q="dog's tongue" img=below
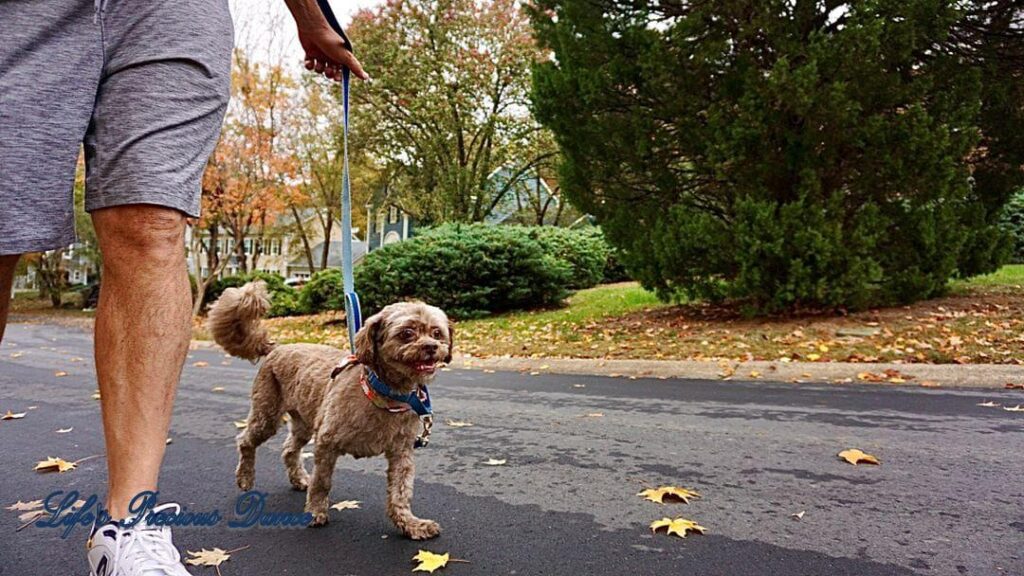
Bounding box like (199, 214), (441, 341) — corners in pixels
(414, 362), (436, 373)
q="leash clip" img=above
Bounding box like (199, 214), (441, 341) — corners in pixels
(414, 414), (433, 449)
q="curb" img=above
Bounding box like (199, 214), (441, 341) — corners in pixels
(450, 355), (1024, 389)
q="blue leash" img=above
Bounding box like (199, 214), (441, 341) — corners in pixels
(316, 0), (362, 350)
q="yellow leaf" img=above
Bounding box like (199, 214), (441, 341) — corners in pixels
(54, 371), (68, 377)
(233, 420), (248, 429)
(193, 361), (209, 368)
(650, 517), (706, 538)
(5, 500), (43, 511)
(330, 500), (361, 511)
(638, 486), (701, 504)
(748, 370), (762, 378)
(445, 419), (474, 428)
(806, 353), (821, 361)
(483, 458), (506, 466)
(838, 449), (880, 466)
(212, 386), (225, 392)
(185, 548), (232, 568)
(34, 457), (77, 473)
(412, 550), (450, 573)
(1, 410), (26, 420)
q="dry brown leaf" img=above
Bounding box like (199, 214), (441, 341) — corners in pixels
(233, 420), (247, 429)
(445, 419), (474, 428)
(838, 449), (880, 466)
(791, 511), (805, 520)
(54, 371), (68, 377)
(5, 500), (43, 511)
(1, 410), (26, 420)
(638, 486), (701, 504)
(650, 517), (706, 538)
(212, 386), (225, 392)
(193, 361), (209, 368)
(34, 457), (77, 473)
(330, 500), (361, 511)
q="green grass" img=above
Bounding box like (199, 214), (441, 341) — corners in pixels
(956, 263), (1024, 288)
(462, 281), (667, 330)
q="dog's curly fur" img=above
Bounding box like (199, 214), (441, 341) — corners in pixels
(207, 281), (451, 540)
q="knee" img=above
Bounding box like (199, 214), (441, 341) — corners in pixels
(94, 206), (186, 268)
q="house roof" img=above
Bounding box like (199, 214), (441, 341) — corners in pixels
(288, 240), (367, 270)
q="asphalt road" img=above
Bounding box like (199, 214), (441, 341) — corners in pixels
(1, 322), (1022, 576)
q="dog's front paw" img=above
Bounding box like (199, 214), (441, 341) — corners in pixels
(289, 476), (309, 491)
(307, 509), (329, 527)
(403, 518), (441, 540)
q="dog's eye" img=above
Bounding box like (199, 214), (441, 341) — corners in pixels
(401, 328), (416, 340)
(432, 328), (443, 339)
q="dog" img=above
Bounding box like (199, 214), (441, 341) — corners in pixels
(206, 281), (451, 540)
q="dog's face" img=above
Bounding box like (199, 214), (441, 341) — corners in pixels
(355, 302), (452, 387)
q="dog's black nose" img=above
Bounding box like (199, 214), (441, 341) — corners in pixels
(423, 342), (439, 354)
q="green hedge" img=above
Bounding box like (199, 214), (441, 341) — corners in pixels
(353, 224), (572, 318)
(204, 271), (301, 317)
(1001, 189), (1024, 263)
(527, 226), (609, 289)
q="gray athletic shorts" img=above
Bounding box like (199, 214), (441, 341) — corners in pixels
(0, 0), (233, 255)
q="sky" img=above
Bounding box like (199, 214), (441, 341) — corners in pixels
(229, 0), (383, 65)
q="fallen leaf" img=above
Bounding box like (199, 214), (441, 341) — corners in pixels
(18, 510), (48, 523)
(445, 419), (474, 428)
(572, 384), (586, 388)
(483, 458), (506, 466)
(1, 410), (26, 420)
(193, 361), (209, 368)
(583, 412), (604, 418)
(749, 370), (762, 378)
(166, 438), (173, 445)
(977, 401), (1001, 407)
(837, 449), (880, 466)
(92, 390), (101, 400)
(10, 352), (23, 358)
(211, 386), (225, 392)
(919, 381), (941, 388)
(650, 517), (706, 538)
(34, 457), (77, 473)
(1004, 405), (1024, 412)
(638, 487), (701, 504)
(233, 420), (248, 429)
(330, 500), (361, 511)
(412, 550), (450, 573)
(5, 500), (43, 511)
(185, 548), (231, 569)
(1005, 383), (1024, 390)
(806, 353), (821, 361)
(54, 371), (68, 377)
(791, 511), (805, 520)
(55, 427), (73, 434)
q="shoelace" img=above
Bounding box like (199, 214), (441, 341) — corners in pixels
(114, 525), (182, 575)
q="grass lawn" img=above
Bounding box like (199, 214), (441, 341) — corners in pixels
(189, 264), (1024, 365)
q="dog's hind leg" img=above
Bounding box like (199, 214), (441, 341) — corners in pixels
(281, 413), (312, 491)
(236, 365), (283, 491)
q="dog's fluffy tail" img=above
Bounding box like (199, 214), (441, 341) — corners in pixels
(206, 281), (276, 361)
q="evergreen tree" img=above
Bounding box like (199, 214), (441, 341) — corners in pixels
(531, 0), (1023, 312)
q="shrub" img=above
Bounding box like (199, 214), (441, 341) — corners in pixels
(527, 227), (609, 289)
(354, 224), (571, 318)
(1001, 189), (1024, 263)
(205, 272), (299, 317)
(298, 268), (346, 313)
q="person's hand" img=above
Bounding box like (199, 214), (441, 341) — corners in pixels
(297, 24), (369, 82)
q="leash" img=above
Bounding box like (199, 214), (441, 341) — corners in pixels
(317, 4), (432, 447)
(316, 0), (362, 350)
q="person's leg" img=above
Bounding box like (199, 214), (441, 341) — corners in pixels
(91, 206), (192, 519)
(0, 255), (21, 342)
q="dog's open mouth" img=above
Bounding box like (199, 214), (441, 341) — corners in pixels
(411, 361), (437, 374)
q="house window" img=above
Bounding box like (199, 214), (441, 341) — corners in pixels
(388, 206), (399, 224)
(244, 239), (254, 255)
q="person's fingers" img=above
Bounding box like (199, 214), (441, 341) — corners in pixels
(314, 59), (326, 73)
(319, 37), (369, 80)
(304, 57), (316, 71)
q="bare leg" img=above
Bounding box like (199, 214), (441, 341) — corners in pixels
(0, 254), (21, 343)
(92, 206), (192, 519)
(281, 414), (312, 491)
(305, 445), (339, 527)
(385, 449), (440, 540)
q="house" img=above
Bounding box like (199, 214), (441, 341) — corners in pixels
(12, 242), (96, 292)
(365, 166), (559, 251)
(286, 239), (368, 279)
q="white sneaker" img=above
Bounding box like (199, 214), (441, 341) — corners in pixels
(87, 503), (193, 576)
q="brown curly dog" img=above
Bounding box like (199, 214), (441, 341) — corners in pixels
(207, 281), (451, 540)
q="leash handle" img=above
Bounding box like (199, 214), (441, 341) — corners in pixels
(316, 0), (353, 52)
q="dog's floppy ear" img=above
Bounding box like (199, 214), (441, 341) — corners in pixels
(443, 321), (454, 364)
(355, 309), (387, 369)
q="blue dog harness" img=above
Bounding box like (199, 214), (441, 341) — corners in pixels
(318, 1), (433, 449)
